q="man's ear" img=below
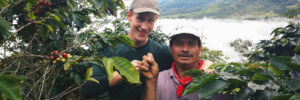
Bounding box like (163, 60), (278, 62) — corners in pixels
(199, 46), (202, 54)
(154, 15), (158, 22)
(126, 10), (132, 22)
(169, 47), (173, 54)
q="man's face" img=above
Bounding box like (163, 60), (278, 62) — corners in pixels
(127, 11), (158, 43)
(170, 35), (201, 66)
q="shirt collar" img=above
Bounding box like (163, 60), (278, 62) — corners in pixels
(168, 67), (180, 84)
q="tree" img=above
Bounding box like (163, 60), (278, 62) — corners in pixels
(281, 7), (300, 19)
(149, 26), (169, 44)
(248, 23), (300, 62)
(199, 47), (228, 63)
(230, 38), (254, 62)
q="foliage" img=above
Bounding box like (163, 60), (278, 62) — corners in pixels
(149, 26), (169, 44)
(183, 22), (300, 100)
(199, 47), (228, 63)
(0, 75), (25, 100)
(0, 0), (142, 99)
(248, 22), (300, 62)
(230, 39), (254, 62)
(281, 7), (300, 19)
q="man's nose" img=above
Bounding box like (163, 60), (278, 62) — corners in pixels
(181, 44), (189, 51)
(140, 22), (149, 31)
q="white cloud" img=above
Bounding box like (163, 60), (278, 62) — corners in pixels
(155, 18), (289, 62)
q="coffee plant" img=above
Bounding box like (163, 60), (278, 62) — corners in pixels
(0, 0), (141, 100)
(183, 22), (300, 100)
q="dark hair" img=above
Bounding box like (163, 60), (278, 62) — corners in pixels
(129, 9), (134, 15)
(169, 34), (201, 48)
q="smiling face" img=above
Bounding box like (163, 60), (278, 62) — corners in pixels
(127, 11), (158, 47)
(170, 34), (202, 66)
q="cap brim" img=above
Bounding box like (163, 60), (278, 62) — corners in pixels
(133, 8), (160, 15)
(169, 33), (200, 40)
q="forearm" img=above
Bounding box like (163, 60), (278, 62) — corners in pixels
(140, 53), (159, 100)
(141, 79), (157, 100)
(81, 76), (109, 98)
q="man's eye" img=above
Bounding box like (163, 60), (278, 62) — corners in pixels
(149, 19), (154, 23)
(175, 42), (184, 46)
(188, 42), (196, 47)
(189, 44), (196, 47)
(136, 17), (145, 21)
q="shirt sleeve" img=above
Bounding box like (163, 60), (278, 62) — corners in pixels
(80, 48), (112, 98)
(81, 65), (109, 98)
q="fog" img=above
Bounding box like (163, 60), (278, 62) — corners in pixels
(155, 18), (290, 62)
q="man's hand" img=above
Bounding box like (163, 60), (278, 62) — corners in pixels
(131, 60), (143, 72)
(140, 53), (159, 81)
(108, 71), (123, 87)
(131, 53), (159, 80)
(201, 60), (215, 74)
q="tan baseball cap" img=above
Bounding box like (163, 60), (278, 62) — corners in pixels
(130, 0), (160, 15)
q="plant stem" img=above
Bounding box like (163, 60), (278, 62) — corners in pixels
(0, 0), (24, 14)
(49, 81), (84, 99)
(16, 54), (48, 59)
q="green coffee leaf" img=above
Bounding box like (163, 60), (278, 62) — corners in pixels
(287, 80), (300, 91)
(183, 74), (218, 95)
(0, 0), (7, 7)
(112, 57), (141, 84)
(28, 11), (36, 20)
(116, 34), (135, 48)
(45, 24), (54, 33)
(290, 93), (300, 100)
(86, 67), (93, 80)
(102, 57), (114, 81)
(270, 94), (292, 100)
(197, 80), (229, 99)
(0, 75), (23, 100)
(269, 56), (291, 70)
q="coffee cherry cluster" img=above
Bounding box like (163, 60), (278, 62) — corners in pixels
(26, 0), (67, 23)
(30, 0), (67, 16)
(49, 50), (72, 64)
(31, 0), (52, 16)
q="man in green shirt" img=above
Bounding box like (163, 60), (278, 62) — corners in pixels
(80, 0), (173, 99)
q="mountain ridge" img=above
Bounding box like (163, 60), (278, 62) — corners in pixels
(158, 0), (299, 19)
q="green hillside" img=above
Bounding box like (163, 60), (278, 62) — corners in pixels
(158, 0), (218, 15)
(159, 0), (299, 19)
